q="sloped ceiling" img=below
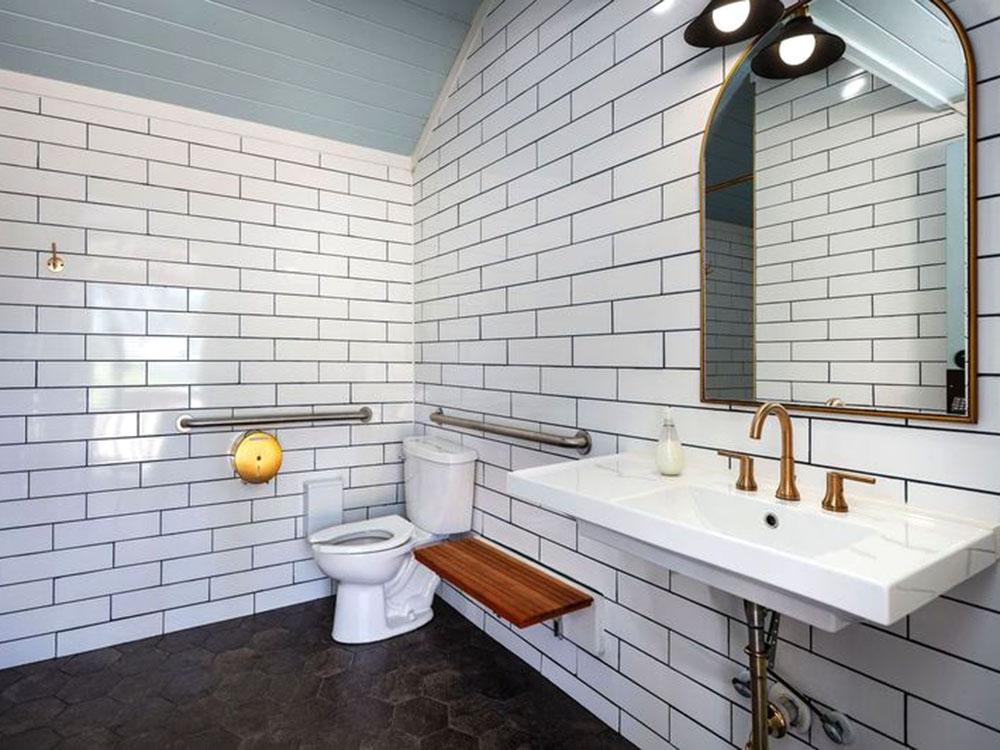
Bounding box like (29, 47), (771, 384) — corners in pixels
(0, 0), (483, 154)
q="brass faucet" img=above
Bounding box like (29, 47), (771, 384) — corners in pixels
(748, 403), (800, 502)
(821, 471), (876, 513)
(718, 450), (758, 491)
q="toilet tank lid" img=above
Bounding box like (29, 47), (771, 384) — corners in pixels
(404, 436), (477, 465)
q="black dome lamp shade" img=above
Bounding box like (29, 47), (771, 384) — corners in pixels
(684, 0), (785, 48)
(751, 15), (846, 79)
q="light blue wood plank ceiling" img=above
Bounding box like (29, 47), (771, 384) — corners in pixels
(0, 0), (483, 154)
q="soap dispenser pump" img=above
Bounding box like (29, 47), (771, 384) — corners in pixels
(656, 407), (685, 476)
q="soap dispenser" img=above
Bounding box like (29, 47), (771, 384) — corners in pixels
(655, 407), (685, 476)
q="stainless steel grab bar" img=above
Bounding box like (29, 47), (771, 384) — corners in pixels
(429, 408), (591, 454)
(176, 407), (372, 432)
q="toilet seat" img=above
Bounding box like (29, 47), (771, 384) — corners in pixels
(309, 515), (414, 555)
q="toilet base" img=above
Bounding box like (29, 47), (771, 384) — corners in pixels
(331, 556), (440, 644)
(331, 585), (434, 643)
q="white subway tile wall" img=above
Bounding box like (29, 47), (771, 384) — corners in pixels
(414, 1), (1000, 749)
(0, 74), (413, 666)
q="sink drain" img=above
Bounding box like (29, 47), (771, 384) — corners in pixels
(764, 513), (779, 529)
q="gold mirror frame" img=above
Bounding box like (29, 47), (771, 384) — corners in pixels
(698, 0), (978, 424)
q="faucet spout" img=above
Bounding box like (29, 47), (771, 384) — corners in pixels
(749, 403), (800, 502)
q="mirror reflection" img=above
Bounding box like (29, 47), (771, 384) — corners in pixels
(701, 0), (973, 418)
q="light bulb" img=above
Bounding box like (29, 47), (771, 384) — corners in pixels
(778, 33), (817, 66)
(711, 0), (751, 33)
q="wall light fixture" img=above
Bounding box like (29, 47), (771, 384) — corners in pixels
(684, 0), (784, 47)
(750, 13), (846, 79)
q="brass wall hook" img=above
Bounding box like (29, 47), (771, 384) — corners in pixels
(46, 242), (64, 273)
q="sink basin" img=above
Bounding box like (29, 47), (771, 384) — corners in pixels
(619, 487), (875, 558)
(508, 453), (998, 631)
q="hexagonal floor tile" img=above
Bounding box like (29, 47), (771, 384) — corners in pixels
(391, 696), (448, 737)
(0, 597), (637, 749)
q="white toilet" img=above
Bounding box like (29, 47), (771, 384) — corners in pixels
(308, 436), (476, 644)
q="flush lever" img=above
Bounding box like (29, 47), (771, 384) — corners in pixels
(821, 471), (875, 514)
(718, 450), (757, 492)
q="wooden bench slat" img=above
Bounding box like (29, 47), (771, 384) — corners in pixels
(414, 537), (592, 628)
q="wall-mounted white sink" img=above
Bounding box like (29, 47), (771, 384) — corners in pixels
(508, 453), (998, 632)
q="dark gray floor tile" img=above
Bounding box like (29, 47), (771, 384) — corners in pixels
(0, 597), (635, 749)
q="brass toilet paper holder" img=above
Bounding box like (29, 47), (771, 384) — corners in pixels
(232, 431), (283, 484)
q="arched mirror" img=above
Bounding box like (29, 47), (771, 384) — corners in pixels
(700, 0), (977, 422)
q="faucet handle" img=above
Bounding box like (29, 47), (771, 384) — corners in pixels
(718, 450), (757, 492)
(821, 471), (876, 513)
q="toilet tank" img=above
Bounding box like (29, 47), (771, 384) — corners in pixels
(403, 436), (477, 534)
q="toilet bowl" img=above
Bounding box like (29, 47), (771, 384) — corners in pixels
(309, 436), (476, 644)
(310, 515), (437, 643)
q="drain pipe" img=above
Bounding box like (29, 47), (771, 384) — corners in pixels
(744, 601), (771, 750)
(743, 601), (787, 750)
(736, 603), (855, 747)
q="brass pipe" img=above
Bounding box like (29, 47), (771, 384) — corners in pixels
(749, 403), (800, 501)
(744, 601), (771, 750)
